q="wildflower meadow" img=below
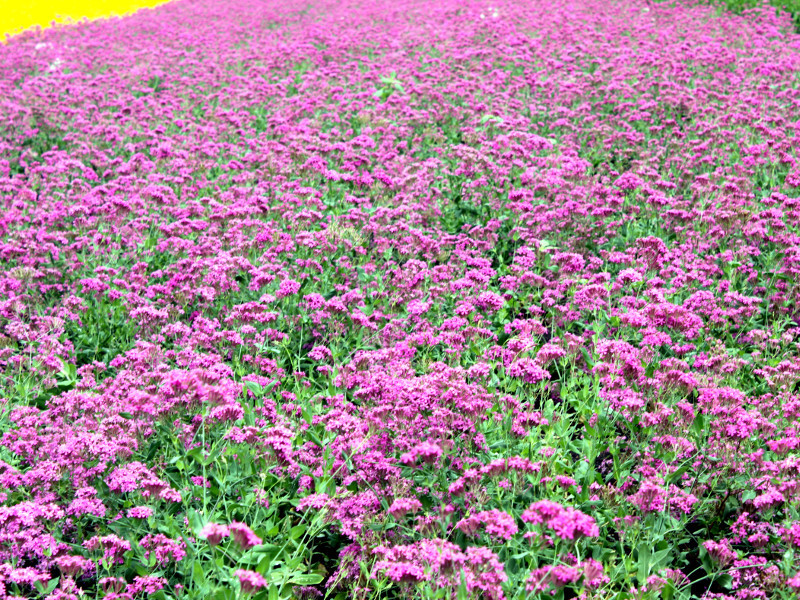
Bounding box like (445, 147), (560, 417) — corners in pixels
(1, 0), (800, 598)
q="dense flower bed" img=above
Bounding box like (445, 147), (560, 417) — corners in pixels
(1, 0), (800, 598)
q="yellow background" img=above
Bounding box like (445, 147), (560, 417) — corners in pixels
(1, 0), (172, 40)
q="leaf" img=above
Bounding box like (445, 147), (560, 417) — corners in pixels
(662, 580), (675, 600)
(716, 573), (733, 590)
(289, 573), (324, 585)
(243, 381), (264, 397)
(35, 578), (59, 595)
(651, 548), (671, 569)
(252, 543), (281, 558)
(479, 114), (503, 126)
(193, 561), (207, 586)
(580, 346), (594, 368)
(699, 546), (714, 575)
(456, 570), (469, 600)
(667, 460), (693, 486)
(691, 412), (706, 437)
(188, 509), (205, 536)
(637, 543), (651, 583)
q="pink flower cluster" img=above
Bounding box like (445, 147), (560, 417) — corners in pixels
(373, 538), (507, 600)
(521, 501), (600, 541)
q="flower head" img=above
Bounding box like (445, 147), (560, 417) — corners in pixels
(200, 522), (230, 546)
(229, 522), (262, 549)
(235, 569), (268, 595)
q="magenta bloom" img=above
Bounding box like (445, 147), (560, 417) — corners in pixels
(55, 555), (93, 577)
(788, 572), (800, 591)
(456, 509), (518, 541)
(200, 522), (230, 546)
(388, 497), (422, 519)
(229, 522), (262, 549)
(140, 533), (186, 565)
(522, 501), (599, 541)
(400, 441), (443, 466)
(127, 506), (154, 519)
(235, 569), (268, 594)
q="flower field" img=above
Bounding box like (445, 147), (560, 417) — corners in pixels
(1, 0), (800, 598)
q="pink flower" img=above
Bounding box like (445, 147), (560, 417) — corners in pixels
(580, 559), (608, 588)
(374, 539), (505, 597)
(788, 572), (800, 591)
(407, 299), (431, 316)
(140, 533), (186, 564)
(83, 534), (131, 565)
(628, 479), (667, 514)
(10, 567), (49, 586)
(703, 539), (737, 567)
(130, 575), (168, 594)
(507, 358), (551, 384)
(522, 501), (599, 541)
(229, 522), (262, 549)
(388, 498), (422, 519)
(200, 522), (230, 546)
(456, 510), (518, 541)
(400, 441), (443, 466)
(753, 488), (784, 510)
(127, 506), (154, 519)
(99, 577), (126, 594)
(56, 555), (93, 577)
(276, 279), (302, 298)
(235, 569), (268, 594)
(297, 493), (330, 511)
(549, 565), (581, 587)
(535, 343), (567, 365)
(308, 345), (332, 361)
(381, 562), (426, 583)
(474, 292), (505, 312)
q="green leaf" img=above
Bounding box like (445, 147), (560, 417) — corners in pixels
(456, 570), (469, 600)
(290, 524), (307, 539)
(193, 561), (207, 586)
(699, 546), (714, 574)
(637, 543), (651, 583)
(651, 548), (671, 569)
(34, 578), (59, 595)
(188, 509), (205, 536)
(289, 573), (324, 585)
(667, 460), (693, 486)
(243, 381), (264, 397)
(716, 573), (733, 590)
(691, 412), (706, 437)
(662, 580), (675, 600)
(479, 114), (503, 126)
(580, 347), (594, 368)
